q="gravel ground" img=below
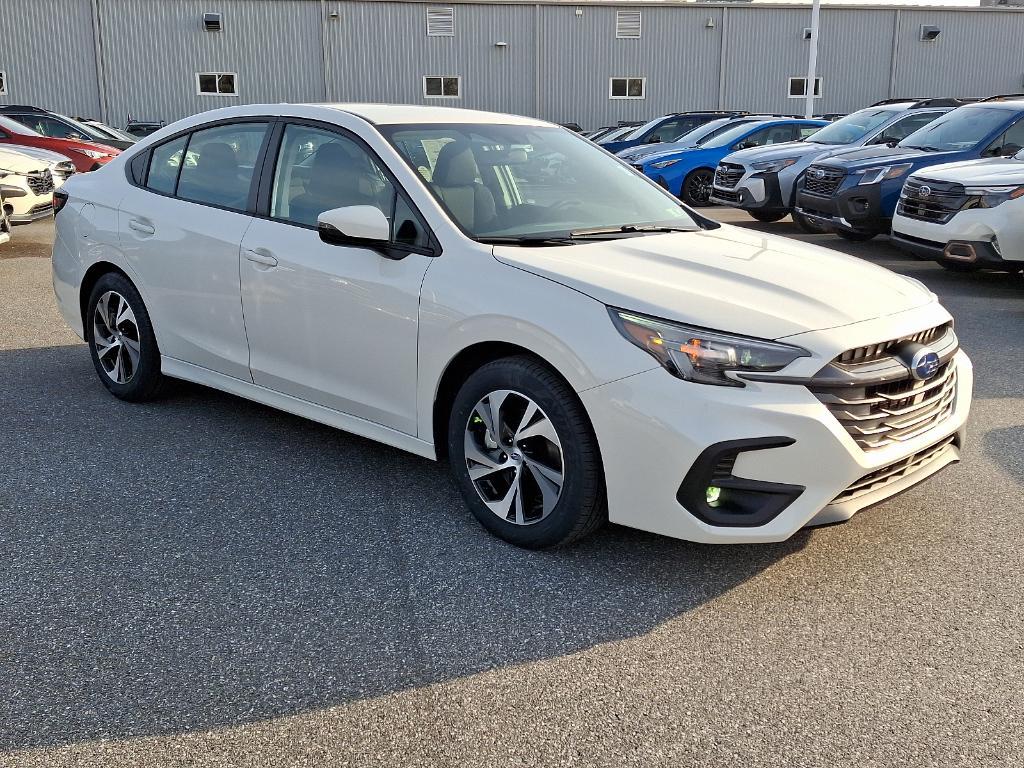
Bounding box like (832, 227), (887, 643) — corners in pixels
(0, 214), (1021, 767)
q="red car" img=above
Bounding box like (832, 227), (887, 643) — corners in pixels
(0, 115), (120, 172)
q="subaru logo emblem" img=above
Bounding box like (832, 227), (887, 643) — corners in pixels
(812, 168), (825, 179)
(909, 347), (941, 381)
(918, 185), (932, 199)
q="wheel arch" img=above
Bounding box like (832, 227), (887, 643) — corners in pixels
(79, 261), (134, 328)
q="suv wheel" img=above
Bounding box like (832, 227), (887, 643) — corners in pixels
(748, 210), (787, 223)
(447, 357), (606, 548)
(85, 272), (167, 401)
(682, 169), (715, 207)
(836, 229), (876, 242)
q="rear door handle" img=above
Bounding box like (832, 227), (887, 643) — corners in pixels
(128, 219), (155, 235)
(244, 248), (279, 268)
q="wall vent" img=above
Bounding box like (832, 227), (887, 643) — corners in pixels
(426, 7), (455, 37)
(616, 10), (641, 39)
(203, 12), (223, 31)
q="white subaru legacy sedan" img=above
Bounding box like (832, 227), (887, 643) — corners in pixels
(52, 104), (972, 548)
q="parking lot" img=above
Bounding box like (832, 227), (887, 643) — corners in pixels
(1, 213), (1022, 766)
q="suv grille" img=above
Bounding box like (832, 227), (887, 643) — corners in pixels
(809, 324), (958, 451)
(897, 178), (967, 224)
(714, 162), (744, 189)
(831, 435), (957, 505)
(26, 169), (54, 196)
(803, 165), (845, 197)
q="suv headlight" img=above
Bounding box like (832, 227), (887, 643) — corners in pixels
(751, 157), (799, 173)
(856, 163), (913, 186)
(649, 158), (680, 169)
(77, 149), (111, 159)
(962, 184), (1024, 209)
(609, 309), (810, 387)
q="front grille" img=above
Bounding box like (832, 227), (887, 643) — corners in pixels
(810, 325), (959, 451)
(713, 188), (741, 204)
(803, 165), (845, 197)
(837, 322), (951, 365)
(28, 202), (54, 215)
(897, 177), (967, 224)
(831, 435), (957, 505)
(26, 169), (54, 196)
(714, 162), (744, 190)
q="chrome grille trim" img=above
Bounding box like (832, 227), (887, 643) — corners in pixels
(803, 165), (845, 197)
(26, 169), (54, 196)
(897, 178), (967, 224)
(831, 435), (957, 504)
(837, 322), (951, 365)
(714, 162), (744, 189)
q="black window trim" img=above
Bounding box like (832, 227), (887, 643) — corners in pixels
(253, 116), (442, 258)
(123, 116), (276, 217)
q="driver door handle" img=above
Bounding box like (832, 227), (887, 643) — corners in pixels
(128, 219), (155, 235)
(244, 248), (278, 268)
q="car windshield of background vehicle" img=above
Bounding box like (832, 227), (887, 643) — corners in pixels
(0, 115), (42, 137)
(384, 124), (697, 241)
(900, 107), (1013, 152)
(701, 122), (769, 149)
(805, 108), (899, 145)
(693, 119), (759, 146)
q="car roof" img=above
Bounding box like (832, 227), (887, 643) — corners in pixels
(316, 103), (550, 126)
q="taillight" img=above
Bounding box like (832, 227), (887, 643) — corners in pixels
(53, 189), (69, 215)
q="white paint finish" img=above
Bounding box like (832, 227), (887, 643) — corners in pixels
(117, 186), (254, 381)
(239, 217), (431, 434)
(318, 205), (391, 241)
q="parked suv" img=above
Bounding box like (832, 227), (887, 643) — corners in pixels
(891, 151), (1024, 271)
(630, 118), (828, 205)
(0, 145), (56, 223)
(600, 111), (748, 154)
(795, 97), (1024, 241)
(711, 99), (961, 229)
(617, 116), (767, 164)
(0, 105), (134, 150)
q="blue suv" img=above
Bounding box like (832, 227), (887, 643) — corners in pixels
(629, 117), (828, 205)
(600, 111), (747, 154)
(795, 97), (1024, 240)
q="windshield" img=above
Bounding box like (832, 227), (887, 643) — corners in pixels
(0, 116), (41, 137)
(598, 126), (637, 143)
(694, 118), (759, 146)
(701, 121), (769, 149)
(899, 107), (1011, 151)
(622, 118), (665, 141)
(384, 124), (697, 241)
(806, 108), (900, 145)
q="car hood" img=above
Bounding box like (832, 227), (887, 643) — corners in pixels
(637, 145), (713, 165)
(0, 143), (73, 166)
(492, 224), (933, 340)
(722, 141), (817, 164)
(911, 156), (1024, 185)
(0, 146), (49, 173)
(819, 144), (960, 169)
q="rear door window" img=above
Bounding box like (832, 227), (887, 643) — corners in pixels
(146, 135), (188, 194)
(176, 122), (269, 211)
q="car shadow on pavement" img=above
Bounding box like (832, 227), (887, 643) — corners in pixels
(0, 344), (808, 751)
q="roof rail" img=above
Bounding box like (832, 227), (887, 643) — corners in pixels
(0, 104), (48, 113)
(669, 110), (749, 116)
(869, 98), (923, 107)
(978, 93), (1024, 102)
(910, 97), (978, 108)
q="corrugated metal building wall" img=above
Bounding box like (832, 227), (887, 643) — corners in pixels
(2, 0), (1023, 130)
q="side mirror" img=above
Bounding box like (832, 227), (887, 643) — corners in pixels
(317, 205), (390, 247)
(0, 184), (27, 199)
(1015, 148), (1024, 160)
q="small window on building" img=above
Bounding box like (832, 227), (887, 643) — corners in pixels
(610, 77), (645, 100)
(0, 71), (7, 95)
(196, 72), (238, 96)
(616, 10), (641, 39)
(426, 7), (455, 36)
(788, 77), (822, 99)
(424, 76), (461, 98)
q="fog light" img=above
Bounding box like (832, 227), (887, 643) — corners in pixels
(706, 486), (722, 505)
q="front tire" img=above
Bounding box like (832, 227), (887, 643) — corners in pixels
(791, 210), (827, 234)
(747, 210), (787, 223)
(836, 229), (877, 242)
(447, 356), (606, 549)
(85, 272), (167, 401)
(681, 168), (716, 207)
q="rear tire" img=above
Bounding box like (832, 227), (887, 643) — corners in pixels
(747, 210), (787, 223)
(447, 356), (606, 549)
(85, 272), (167, 402)
(792, 210), (827, 234)
(681, 168), (716, 207)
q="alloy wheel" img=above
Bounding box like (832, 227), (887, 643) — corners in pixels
(92, 290), (141, 384)
(464, 389), (565, 526)
(686, 171), (714, 205)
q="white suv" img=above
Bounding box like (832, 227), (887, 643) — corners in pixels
(892, 151), (1024, 271)
(51, 104), (972, 548)
(0, 145), (57, 224)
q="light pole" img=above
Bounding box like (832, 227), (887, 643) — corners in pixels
(804, 0), (821, 119)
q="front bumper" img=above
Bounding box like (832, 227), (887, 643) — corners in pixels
(796, 182), (888, 235)
(580, 316), (973, 544)
(9, 202), (55, 224)
(892, 208), (1024, 267)
(711, 171), (786, 213)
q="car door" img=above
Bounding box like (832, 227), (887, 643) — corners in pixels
(238, 121), (435, 435)
(118, 119), (271, 381)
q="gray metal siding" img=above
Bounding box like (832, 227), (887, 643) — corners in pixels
(538, 6), (724, 128)
(96, 0), (325, 125)
(324, 2), (536, 117)
(0, 0), (102, 117)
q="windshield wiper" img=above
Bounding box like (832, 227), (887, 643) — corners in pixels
(477, 224), (696, 247)
(476, 235), (580, 246)
(570, 224), (696, 237)
(904, 145), (943, 152)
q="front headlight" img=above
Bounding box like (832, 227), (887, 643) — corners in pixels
(751, 157), (799, 173)
(649, 158), (680, 169)
(856, 163), (913, 186)
(609, 309), (810, 387)
(77, 149), (111, 159)
(962, 184), (1024, 209)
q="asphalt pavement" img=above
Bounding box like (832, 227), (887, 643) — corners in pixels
(0, 213), (1021, 767)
